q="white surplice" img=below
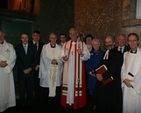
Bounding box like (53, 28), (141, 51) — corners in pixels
(39, 43), (63, 97)
(61, 40), (90, 106)
(121, 48), (141, 113)
(0, 40), (16, 112)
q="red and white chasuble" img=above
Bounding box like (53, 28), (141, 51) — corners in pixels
(61, 40), (90, 109)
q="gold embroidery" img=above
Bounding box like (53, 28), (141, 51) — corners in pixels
(49, 65), (57, 87)
(52, 65), (57, 87)
(5, 49), (10, 53)
(71, 51), (73, 55)
(49, 67), (52, 82)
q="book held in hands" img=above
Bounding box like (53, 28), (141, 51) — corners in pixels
(95, 65), (107, 74)
(0, 55), (7, 61)
(125, 72), (134, 80)
(95, 64), (113, 85)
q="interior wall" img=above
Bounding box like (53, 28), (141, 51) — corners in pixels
(74, 0), (123, 41)
(8, 0), (39, 14)
(6, 0), (141, 44)
(121, 0), (141, 39)
(38, 0), (74, 43)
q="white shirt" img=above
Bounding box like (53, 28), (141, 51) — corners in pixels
(33, 41), (38, 50)
(118, 46), (125, 53)
(22, 43), (28, 54)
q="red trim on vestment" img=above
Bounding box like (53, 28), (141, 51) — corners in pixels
(60, 41), (86, 109)
(73, 61), (86, 109)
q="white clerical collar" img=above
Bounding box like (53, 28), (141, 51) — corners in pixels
(0, 40), (5, 45)
(61, 42), (64, 45)
(72, 41), (76, 45)
(130, 49), (137, 54)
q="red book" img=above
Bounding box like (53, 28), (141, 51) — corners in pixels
(102, 76), (113, 85)
(95, 65), (107, 74)
(96, 65), (113, 85)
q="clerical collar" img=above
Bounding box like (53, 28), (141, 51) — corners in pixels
(61, 42), (65, 45)
(71, 40), (77, 42)
(130, 49), (137, 54)
(50, 44), (56, 48)
(0, 42), (4, 44)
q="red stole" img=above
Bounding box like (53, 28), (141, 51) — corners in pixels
(61, 40), (86, 109)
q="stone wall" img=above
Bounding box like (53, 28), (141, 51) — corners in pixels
(6, 0), (141, 43)
(74, 0), (123, 42)
(122, 0), (141, 38)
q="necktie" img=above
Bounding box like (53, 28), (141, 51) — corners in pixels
(35, 43), (38, 50)
(119, 48), (122, 53)
(24, 45), (27, 54)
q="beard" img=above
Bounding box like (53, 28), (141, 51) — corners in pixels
(105, 44), (114, 50)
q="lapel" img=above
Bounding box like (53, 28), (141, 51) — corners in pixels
(115, 46), (118, 50)
(21, 43), (28, 56)
(123, 45), (130, 53)
(38, 41), (41, 52)
(38, 41), (44, 53)
(31, 41), (41, 53)
(27, 43), (29, 55)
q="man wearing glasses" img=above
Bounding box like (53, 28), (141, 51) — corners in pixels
(121, 33), (141, 113)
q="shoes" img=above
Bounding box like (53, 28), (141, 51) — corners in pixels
(91, 105), (96, 111)
(19, 106), (26, 113)
(20, 105), (34, 113)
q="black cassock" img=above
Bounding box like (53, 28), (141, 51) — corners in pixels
(93, 48), (123, 113)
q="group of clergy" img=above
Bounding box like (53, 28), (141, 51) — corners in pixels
(0, 28), (141, 113)
(84, 33), (141, 113)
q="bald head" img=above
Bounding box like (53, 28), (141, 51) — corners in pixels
(69, 28), (78, 41)
(0, 30), (5, 44)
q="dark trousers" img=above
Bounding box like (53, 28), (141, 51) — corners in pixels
(86, 89), (93, 105)
(33, 70), (40, 102)
(40, 86), (61, 105)
(19, 73), (34, 107)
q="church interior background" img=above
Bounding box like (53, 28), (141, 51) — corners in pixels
(0, 0), (141, 111)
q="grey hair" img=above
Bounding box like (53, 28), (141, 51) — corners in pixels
(0, 30), (5, 37)
(92, 38), (101, 45)
(105, 34), (115, 43)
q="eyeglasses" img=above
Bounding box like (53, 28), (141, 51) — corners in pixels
(128, 40), (138, 42)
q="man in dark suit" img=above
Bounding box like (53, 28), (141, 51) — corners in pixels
(115, 34), (130, 53)
(30, 31), (44, 103)
(94, 35), (123, 113)
(15, 33), (38, 111)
